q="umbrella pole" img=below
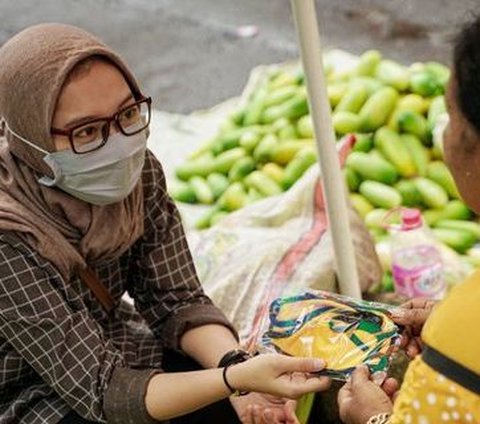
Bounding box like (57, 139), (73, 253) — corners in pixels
(291, 0), (361, 298)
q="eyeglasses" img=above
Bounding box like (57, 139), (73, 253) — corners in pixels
(51, 97), (152, 154)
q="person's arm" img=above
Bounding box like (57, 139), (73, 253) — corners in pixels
(145, 354), (329, 421)
(179, 324), (239, 368)
(129, 153), (335, 423)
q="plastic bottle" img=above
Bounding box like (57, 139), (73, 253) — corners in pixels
(390, 208), (446, 300)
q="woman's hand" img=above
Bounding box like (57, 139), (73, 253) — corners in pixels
(228, 354), (329, 423)
(231, 394), (300, 424)
(227, 353), (331, 400)
(338, 366), (393, 424)
(391, 298), (437, 358)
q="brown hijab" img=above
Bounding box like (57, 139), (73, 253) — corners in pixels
(0, 23), (145, 280)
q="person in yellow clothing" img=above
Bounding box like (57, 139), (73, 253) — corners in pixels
(337, 14), (480, 424)
(391, 274), (480, 423)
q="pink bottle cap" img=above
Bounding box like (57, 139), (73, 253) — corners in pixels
(401, 208), (422, 230)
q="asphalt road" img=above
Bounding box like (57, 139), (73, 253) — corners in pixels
(0, 0), (477, 113)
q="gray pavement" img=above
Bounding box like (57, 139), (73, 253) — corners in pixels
(0, 0), (478, 113)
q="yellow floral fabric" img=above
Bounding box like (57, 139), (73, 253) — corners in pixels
(390, 356), (480, 423)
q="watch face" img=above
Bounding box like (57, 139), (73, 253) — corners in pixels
(261, 290), (401, 381)
(218, 349), (252, 368)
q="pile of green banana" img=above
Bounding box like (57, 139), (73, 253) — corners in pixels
(170, 49), (480, 265)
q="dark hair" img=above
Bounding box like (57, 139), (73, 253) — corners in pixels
(65, 55), (113, 83)
(453, 14), (480, 134)
(65, 54), (141, 100)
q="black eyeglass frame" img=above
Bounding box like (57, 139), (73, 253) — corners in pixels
(51, 96), (152, 154)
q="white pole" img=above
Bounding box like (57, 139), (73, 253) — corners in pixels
(291, 0), (361, 298)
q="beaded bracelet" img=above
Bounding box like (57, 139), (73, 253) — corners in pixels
(366, 413), (391, 424)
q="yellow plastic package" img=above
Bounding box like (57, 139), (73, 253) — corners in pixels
(260, 290), (401, 381)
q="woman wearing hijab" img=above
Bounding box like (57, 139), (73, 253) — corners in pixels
(337, 14), (480, 424)
(0, 24), (330, 424)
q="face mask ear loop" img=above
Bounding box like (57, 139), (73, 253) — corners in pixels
(3, 120), (61, 185)
(2, 120), (50, 155)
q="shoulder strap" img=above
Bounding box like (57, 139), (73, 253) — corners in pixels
(423, 345), (480, 395)
(1, 232), (116, 314)
(78, 267), (115, 313)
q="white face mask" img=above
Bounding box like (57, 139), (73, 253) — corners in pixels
(5, 122), (147, 205)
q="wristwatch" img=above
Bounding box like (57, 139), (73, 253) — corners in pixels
(218, 349), (253, 396)
(218, 348), (252, 368)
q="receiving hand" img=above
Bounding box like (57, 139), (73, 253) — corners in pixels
(231, 393), (300, 424)
(390, 298), (437, 358)
(338, 366), (393, 424)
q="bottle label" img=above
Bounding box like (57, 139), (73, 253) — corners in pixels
(392, 247), (445, 299)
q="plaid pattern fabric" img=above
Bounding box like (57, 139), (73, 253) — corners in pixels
(0, 150), (235, 423)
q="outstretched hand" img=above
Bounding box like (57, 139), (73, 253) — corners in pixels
(228, 354), (331, 400)
(391, 298), (437, 358)
(338, 366), (393, 424)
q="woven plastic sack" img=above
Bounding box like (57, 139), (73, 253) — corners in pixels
(186, 138), (383, 343)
